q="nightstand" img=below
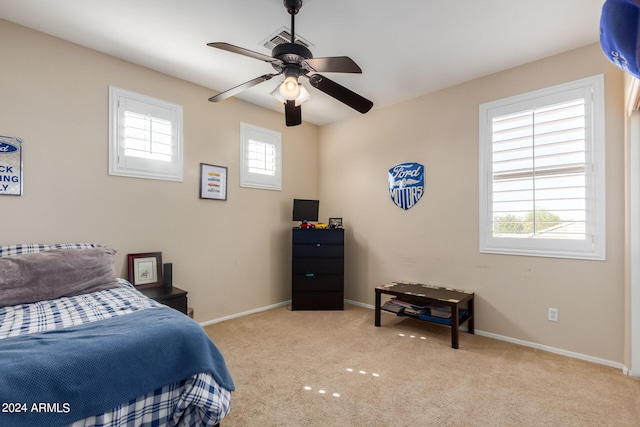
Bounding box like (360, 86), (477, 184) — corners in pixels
(140, 286), (188, 315)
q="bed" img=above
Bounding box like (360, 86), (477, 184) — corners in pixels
(0, 243), (234, 427)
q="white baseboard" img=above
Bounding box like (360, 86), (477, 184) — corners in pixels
(199, 300), (291, 327)
(344, 299), (373, 309)
(203, 298), (624, 373)
(475, 330), (624, 371)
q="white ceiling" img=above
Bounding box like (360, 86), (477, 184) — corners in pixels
(0, 0), (605, 126)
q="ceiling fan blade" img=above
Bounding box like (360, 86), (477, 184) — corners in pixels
(208, 74), (277, 102)
(285, 100), (302, 126)
(308, 74), (373, 113)
(304, 57), (362, 73)
(207, 42), (274, 63)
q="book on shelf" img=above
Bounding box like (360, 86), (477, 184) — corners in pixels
(381, 301), (404, 313)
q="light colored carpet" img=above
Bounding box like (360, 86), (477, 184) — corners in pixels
(204, 303), (640, 426)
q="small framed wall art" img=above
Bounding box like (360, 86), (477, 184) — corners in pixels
(200, 163), (227, 200)
(127, 252), (163, 289)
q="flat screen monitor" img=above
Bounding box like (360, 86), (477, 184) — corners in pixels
(292, 199), (319, 222)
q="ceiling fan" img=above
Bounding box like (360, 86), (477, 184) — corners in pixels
(207, 0), (373, 126)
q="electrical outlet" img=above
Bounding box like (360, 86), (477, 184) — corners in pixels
(548, 308), (559, 322)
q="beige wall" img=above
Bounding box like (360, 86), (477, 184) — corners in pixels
(1, 18), (629, 364)
(0, 19), (320, 321)
(319, 43), (626, 363)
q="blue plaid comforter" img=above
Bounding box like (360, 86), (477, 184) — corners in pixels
(0, 279), (232, 427)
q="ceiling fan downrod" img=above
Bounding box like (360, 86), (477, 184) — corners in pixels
(284, 0), (303, 43)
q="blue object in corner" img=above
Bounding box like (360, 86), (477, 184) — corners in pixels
(600, 0), (640, 78)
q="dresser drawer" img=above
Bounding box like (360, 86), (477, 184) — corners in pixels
(292, 243), (344, 258)
(293, 228), (344, 245)
(292, 291), (344, 310)
(292, 258), (344, 275)
(292, 274), (343, 292)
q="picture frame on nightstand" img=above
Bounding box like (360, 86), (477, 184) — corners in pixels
(127, 252), (163, 289)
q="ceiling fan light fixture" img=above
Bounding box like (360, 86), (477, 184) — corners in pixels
(270, 82), (310, 106)
(294, 84), (310, 106)
(279, 76), (300, 100)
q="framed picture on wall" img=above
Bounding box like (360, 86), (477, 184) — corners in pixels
(127, 252), (163, 289)
(200, 163), (228, 201)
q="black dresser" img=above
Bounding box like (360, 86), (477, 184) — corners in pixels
(292, 228), (344, 310)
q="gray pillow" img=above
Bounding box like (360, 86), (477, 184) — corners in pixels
(0, 247), (119, 307)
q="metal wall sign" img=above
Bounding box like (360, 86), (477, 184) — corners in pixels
(388, 162), (424, 210)
(0, 136), (23, 196)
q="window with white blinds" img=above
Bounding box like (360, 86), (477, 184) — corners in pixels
(240, 122), (282, 190)
(247, 140), (277, 176)
(109, 86), (183, 181)
(479, 75), (605, 260)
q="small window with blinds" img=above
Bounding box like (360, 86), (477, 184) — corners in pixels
(479, 75), (605, 260)
(240, 122), (282, 190)
(247, 140), (277, 176)
(108, 86), (183, 181)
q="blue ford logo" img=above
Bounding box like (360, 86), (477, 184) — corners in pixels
(0, 142), (18, 153)
(388, 163), (425, 210)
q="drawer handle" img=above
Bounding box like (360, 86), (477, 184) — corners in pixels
(316, 244), (321, 247)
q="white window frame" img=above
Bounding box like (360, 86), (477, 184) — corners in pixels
(109, 86), (183, 181)
(630, 109), (640, 376)
(240, 122), (282, 191)
(479, 75), (606, 260)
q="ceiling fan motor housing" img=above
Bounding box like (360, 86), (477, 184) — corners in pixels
(272, 42), (313, 68)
